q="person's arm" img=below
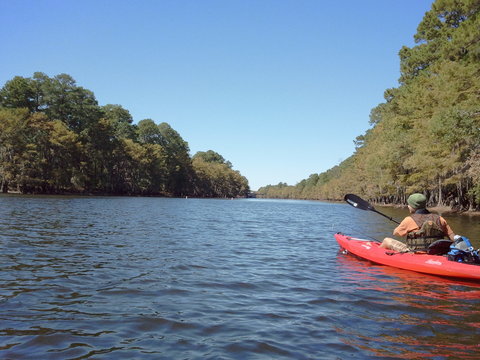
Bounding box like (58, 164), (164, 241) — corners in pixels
(393, 217), (414, 237)
(440, 217), (456, 241)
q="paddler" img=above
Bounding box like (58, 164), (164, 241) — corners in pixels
(379, 193), (456, 252)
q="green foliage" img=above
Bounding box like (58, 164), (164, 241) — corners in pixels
(0, 76), (37, 111)
(0, 73), (249, 197)
(258, 0), (480, 211)
(193, 150), (233, 168)
(192, 155), (249, 198)
(137, 119), (161, 144)
(157, 122), (193, 196)
(191, 150), (248, 197)
(102, 104), (137, 140)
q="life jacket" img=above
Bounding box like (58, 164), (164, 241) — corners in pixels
(406, 213), (446, 251)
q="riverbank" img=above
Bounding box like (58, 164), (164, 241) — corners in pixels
(376, 203), (480, 217)
(0, 191), (249, 200)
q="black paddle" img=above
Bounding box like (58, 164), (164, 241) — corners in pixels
(344, 194), (400, 224)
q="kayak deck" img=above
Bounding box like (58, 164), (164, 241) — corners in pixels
(335, 233), (480, 280)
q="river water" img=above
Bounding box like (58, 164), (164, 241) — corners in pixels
(1, 195), (479, 359)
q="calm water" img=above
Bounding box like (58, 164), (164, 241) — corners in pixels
(1, 195), (479, 359)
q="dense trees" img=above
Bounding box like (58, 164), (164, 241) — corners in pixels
(192, 151), (249, 197)
(0, 73), (249, 198)
(258, 0), (480, 211)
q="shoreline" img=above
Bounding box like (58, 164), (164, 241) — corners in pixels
(376, 203), (480, 217)
(0, 191), (244, 200)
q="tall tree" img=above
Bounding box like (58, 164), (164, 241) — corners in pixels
(137, 119), (162, 144)
(157, 122), (193, 196)
(0, 76), (37, 111)
(192, 154), (249, 198)
(193, 150), (233, 168)
(102, 104), (137, 140)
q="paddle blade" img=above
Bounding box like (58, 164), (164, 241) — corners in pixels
(344, 194), (374, 211)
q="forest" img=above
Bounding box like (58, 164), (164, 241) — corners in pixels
(258, 0), (480, 211)
(0, 73), (249, 198)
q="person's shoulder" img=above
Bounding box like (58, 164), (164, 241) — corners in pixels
(401, 215), (416, 224)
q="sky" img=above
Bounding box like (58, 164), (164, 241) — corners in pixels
(0, 0), (434, 190)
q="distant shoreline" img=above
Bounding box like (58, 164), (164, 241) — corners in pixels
(0, 190), (247, 199)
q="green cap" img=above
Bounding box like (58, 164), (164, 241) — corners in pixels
(407, 193), (427, 209)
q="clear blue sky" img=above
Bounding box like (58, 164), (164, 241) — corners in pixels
(1, 0), (433, 190)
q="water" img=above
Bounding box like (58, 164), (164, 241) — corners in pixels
(0, 196), (479, 359)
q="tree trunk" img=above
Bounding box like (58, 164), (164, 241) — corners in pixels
(437, 177), (443, 206)
(1, 179), (8, 193)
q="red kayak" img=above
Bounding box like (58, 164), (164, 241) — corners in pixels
(335, 233), (480, 280)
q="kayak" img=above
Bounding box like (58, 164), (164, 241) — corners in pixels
(335, 232), (480, 280)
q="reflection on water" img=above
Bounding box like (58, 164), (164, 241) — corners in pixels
(0, 195), (479, 359)
(336, 254), (480, 359)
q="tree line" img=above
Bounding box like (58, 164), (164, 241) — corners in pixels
(258, 0), (480, 211)
(0, 73), (249, 198)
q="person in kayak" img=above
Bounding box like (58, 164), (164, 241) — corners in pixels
(379, 193), (456, 252)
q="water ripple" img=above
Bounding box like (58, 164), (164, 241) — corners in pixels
(1, 196), (480, 359)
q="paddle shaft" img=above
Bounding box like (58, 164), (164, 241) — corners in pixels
(344, 194), (400, 224)
(371, 208), (400, 224)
